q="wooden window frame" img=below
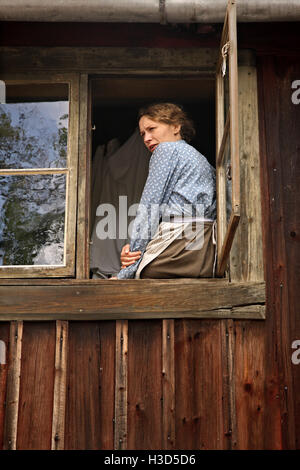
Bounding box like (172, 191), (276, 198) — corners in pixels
(0, 16), (266, 320)
(0, 64), (266, 321)
(0, 75), (79, 278)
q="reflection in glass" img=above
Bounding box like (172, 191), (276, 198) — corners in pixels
(0, 174), (66, 265)
(0, 84), (69, 169)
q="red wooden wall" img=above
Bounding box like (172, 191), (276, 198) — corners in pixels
(257, 54), (300, 449)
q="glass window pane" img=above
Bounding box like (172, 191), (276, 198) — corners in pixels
(0, 83), (69, 169)
(0, 174), (66, 266)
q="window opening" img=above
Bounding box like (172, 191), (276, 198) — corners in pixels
(89, 77), (216, 279)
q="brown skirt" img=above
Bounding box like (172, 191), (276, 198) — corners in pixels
(140, 222), (216, 279)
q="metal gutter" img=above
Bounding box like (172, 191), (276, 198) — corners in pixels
(0, 0), (300, 23)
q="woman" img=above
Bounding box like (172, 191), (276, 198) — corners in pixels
(115, 102), (216, 280)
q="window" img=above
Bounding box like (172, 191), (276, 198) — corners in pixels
(0, 0), (265, 320)
(88, 0), (241, 280)
(89, 77), (215, 279)
(0, 2), (243, 283)
(0, 77), (79, 277)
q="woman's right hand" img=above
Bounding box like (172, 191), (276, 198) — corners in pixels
(120, 244), (142, 269)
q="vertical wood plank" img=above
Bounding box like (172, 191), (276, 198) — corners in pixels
(98, 321), (116, 450)
(234, 322), (266, 449)
(0, 323), (10, 449)
(127, 320), (162, 450)
(230, 64), (264, 282)
(51, 320), (68, 450)
(221, 319), (237, 449)
(226, 59), (268, 449)
(114, 320), (128, 450)
(16, 322), (56, 450)
(175, 320), (224, 449)
(65, 321), (115, 450)
(256, 58), (282, 450)
(162, 319), (175, 449)
(257, 55), (300, 449)
(65, 74), (80, 275)
(3, 321), (23, 450)
(76, 73), (91, 279)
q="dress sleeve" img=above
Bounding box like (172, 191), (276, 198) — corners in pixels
(117, 143), (178, 279)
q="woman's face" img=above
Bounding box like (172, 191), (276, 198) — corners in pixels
(139, 116), (181, 153)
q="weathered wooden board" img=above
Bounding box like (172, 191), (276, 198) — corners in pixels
(1, 22), (300, 56)
(3, 321), (23, 450)
(257, 55), (300, 449)
(220, 319), (237, 449)
(234, 321), (266, 449)
(0, 323), (9, 449)
(230, 65), (264, 282)
(127, 320), (162, 450)
(64, 321), (115, 450)
(51, 321), (68, 450)
(76, 73), (91, 279)
(114, 320), (128, 450)
(0, 47), (218, 75)
(0, 280), (266, 320)
(16, 322), (55, 450)
(162, 319), (175, 449)
(174, 320), (224, 449)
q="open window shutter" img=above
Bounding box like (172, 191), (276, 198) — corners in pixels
(215, 0), (240, 277)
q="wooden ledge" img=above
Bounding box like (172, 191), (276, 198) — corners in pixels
(0, 279), (266, 321)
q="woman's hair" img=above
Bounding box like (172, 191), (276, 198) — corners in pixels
(138, 102), (195, 143)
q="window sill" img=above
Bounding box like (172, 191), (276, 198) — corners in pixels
(0, 278), (265, 321)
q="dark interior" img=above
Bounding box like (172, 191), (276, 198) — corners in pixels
(91, 77), (216, 166)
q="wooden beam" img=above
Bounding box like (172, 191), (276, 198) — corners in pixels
(3, 321), (23, 450)
(0, 280), (265, 320)
(0, 47), (218, 76)
(230, 65), (264, 283)
(76, 73), (91, 279)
